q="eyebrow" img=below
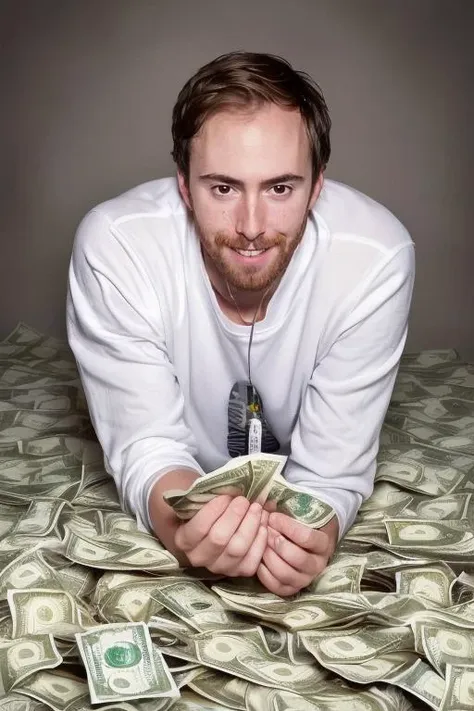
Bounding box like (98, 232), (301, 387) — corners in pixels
(198, 173), (305, 189)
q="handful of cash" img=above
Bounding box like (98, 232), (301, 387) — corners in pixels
(163, 453), (336, 529)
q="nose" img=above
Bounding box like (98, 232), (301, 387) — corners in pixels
(234, 195), (266, 243)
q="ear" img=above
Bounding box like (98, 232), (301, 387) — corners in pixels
(308, 171), (324, 211)
(177, 171), (192, 211)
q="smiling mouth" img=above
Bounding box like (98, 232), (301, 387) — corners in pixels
(233, 248), (269, 257)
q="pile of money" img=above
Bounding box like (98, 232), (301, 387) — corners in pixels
(0, 322), (473, 711)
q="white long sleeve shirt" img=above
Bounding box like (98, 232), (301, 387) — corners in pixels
(67, 177), (415, 537)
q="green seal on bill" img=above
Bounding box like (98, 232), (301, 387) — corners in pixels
(104, 642), (142, 668)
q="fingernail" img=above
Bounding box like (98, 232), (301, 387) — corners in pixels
(250, 502), (261, 514)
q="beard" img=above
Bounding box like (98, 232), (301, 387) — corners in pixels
(194, 216), (309, 293)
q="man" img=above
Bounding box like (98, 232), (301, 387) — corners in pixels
(67, 52), (415, 596)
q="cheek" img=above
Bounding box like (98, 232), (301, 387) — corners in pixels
(267, 206), (300, 234)
(195, 201), (234, 232)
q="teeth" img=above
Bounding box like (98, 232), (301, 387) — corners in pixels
(235, 249), (266, 257)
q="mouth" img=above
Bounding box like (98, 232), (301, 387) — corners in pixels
(234, 248), (269, 258)
(227, 246), (275, 267)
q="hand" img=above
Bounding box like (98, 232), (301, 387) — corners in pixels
(174, 494), (269, 577)
(257, 512), (339, 596)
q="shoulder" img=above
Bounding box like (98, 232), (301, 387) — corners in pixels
(309, 181), (415, 329)
(72, 176), (189, 263)
(86, 176), (185, 224)
(314, 179), (413, 256)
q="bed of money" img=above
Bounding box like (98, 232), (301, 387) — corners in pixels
(0, 323), (473, 711)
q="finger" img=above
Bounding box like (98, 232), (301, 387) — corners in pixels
(175, 495), (234, 552)
(235, 524), (268, 577)
(223, 502), (263, 558)
(267, 526), (324, 577)
(257, 562), (300, 597)
(188, 496), (251, 565)
(262, 546), (312, 591)
(268, 513), (329, 554)
(263, 500), (277, 513)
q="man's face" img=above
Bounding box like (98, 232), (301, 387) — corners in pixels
(178, 103), (323, 292)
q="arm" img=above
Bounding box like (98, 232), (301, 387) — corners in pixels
(67, 209), (206, 531)
(285, 242), (416, 538)
(257, 243), (415, 596)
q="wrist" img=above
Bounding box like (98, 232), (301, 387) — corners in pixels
(148, 468), (201, 565)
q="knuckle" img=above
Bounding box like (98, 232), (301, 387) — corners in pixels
(225, 566), (241, 577)
(174, 528), (191, 553)
(226, 533), (250, 558)
(294, 550), (311, 569)
(211, 558), (236, 576)
(299, 573), (313, 589)
(278, 571), (296, 587)
(314, 557), (328, 576)
(230, 496), (250, 516)
(269, 512), (283, 528)
(312, 529), (328, 552)
(274, 584), (291, 597)
(187, 550), (210, 568)
(209, 494), (232, 511)
(291, 522), (310, 545)
(208, 528), (230, 548)
(238, 561), (259, 577)
(193, 521), (210, 540)
(207, 561), (224, 574)
(186, 552), (201, 566)
(320, 531), (330, 551)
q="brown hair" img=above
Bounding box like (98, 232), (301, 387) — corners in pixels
(171, 51), (331, 183)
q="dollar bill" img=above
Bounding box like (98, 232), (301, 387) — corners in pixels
(0, 634), (62, 694)
(186, 668), (248, 710)
(63, 523), (179, 571)
(149, 579), (238, 631)
(421, 625), (474, 676)
(440, 663), (474, 711)
(14, 670), (89, 710)
(299, 625), (414, 666)
(75, 622), (178, 703)
(395, 564), (455, 606)
(7, 588), (95, 639)
(98, 579), (168, 624)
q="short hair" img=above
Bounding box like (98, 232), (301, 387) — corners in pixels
(171, 51), (331, 183)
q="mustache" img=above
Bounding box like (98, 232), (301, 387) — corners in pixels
(214, 233), (285, 251)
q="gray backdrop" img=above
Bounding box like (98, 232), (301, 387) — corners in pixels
(1, 0), (473, 356)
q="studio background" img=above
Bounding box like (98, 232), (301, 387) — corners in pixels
(1, 0), (473, 356)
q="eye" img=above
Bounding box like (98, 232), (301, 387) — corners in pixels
(270, 185), (292, 196)
(211, 185), (234, 196)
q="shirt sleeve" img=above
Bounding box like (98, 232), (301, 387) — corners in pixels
(66, 209), (204, 530)
(284, 242), (415, 539)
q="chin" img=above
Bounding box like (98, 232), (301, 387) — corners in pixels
(226, 271), (278, 293)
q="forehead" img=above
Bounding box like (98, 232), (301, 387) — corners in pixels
(190, 103), (311, 176)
